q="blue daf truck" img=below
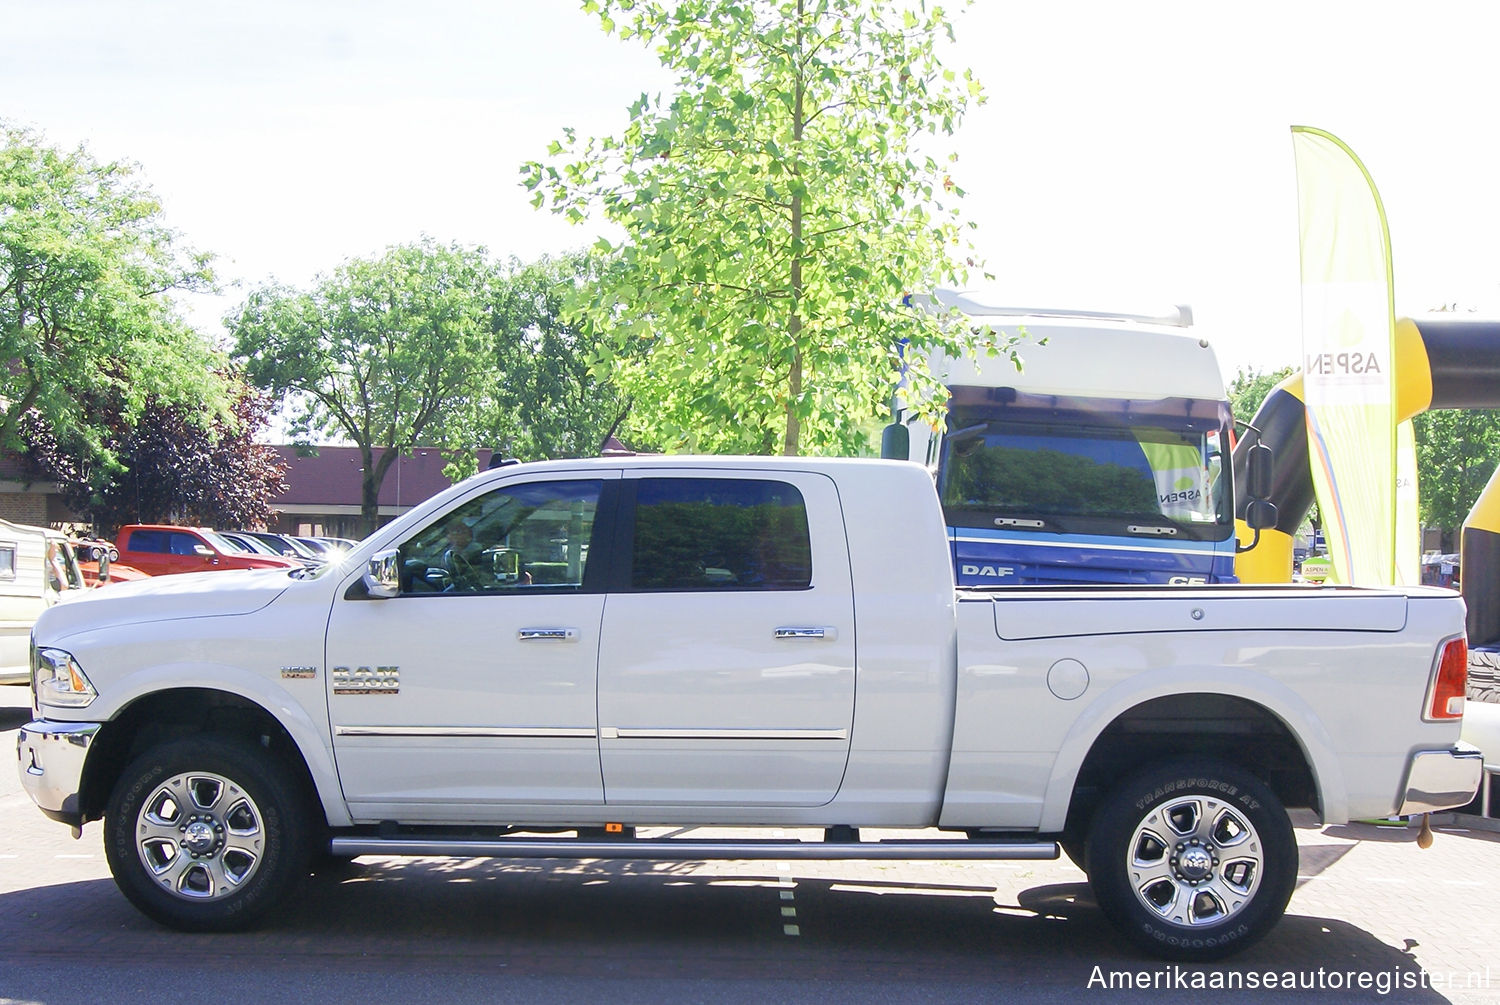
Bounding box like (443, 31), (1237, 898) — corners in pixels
(891, 292), (1241, 587)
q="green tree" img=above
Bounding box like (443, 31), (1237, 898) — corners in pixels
(1415, 409), (1500, 550)
(0, 124), (225, 466)
(523, 0), (1012, 456)
(22, 374), (286, 536)
(482, 253), (635, 461)
(1228, 365), (1295, 429)
(230, 238), (493, 533)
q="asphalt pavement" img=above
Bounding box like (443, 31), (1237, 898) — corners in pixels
(3, 688), (1498, 1004)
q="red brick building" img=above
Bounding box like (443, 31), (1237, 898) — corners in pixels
(0, 446), (494, 538)
(267, 446), (495, 538)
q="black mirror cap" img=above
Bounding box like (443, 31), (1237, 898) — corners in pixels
(881, 423), (910, 460)
(1247, 442), (1274, 501)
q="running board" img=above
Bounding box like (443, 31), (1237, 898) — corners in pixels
(330, 836), (1059, 861)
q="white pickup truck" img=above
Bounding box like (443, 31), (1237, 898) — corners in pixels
(17, 456), (1480, 959)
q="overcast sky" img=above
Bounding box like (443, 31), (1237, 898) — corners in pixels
(7, 0), (1500, 382)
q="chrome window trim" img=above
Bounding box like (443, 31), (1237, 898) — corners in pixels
(335, 725), (597, 739)
(608, 727), (848, 741)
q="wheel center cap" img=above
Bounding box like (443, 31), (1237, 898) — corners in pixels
(1179, 846), (1214, 881)
(183, 821), (217, 854)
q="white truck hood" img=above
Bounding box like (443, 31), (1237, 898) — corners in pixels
(33, 568), (296, 643)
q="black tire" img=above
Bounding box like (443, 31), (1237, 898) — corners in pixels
(104, 737), (311, 932)
(1084, 759), (1297, 961)
(1060, 836), (1087, 872)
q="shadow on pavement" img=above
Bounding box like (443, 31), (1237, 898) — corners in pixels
(0, 859), (1451, 1000)
(1324, 820), (1500, 845)
(0, 698), (31, 732)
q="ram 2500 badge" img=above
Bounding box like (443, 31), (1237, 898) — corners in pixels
(18, 456), (1480, 960)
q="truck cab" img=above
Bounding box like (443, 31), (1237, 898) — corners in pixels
(895, 294), (1238, 586)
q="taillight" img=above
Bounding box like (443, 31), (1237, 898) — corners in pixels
(1425, 636), (1468, 721)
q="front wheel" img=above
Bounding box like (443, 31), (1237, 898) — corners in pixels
(1085, 759), (1297, 961)
(104, 737), (311, 931)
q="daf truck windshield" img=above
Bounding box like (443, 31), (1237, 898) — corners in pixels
(937, 408), (1233, 542)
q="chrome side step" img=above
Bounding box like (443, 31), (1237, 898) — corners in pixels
(329, 836), (1058, 861)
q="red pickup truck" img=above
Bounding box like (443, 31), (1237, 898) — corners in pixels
(114, 525), (300, 577)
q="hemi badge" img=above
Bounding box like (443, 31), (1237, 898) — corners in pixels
(281, 666), (317, 680)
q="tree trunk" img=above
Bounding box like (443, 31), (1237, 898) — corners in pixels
(359, 447), (380, 536)
(782, 0), (806, 458)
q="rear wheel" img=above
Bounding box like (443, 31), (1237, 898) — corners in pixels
(104, 737), (311, 931)
(1085, 759), (1297, 960)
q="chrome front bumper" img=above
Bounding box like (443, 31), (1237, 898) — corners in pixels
(1398, 744), (1484, 815)
(16, 719), (99, 827)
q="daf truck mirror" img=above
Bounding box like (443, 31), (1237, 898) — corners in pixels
(1247, 442), (1274, 502)
(881, 423), (910, 460)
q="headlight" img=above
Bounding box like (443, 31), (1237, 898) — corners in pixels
(30, 644), (97, 708)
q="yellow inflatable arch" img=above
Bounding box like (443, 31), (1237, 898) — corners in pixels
(1233, 316), (1500, 649)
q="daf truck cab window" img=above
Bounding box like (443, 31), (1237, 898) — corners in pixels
(938, 402), (1233, 542)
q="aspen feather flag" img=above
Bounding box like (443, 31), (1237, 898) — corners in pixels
(1396, 419), (1420, 586)
(1291, 126), (1397, 586)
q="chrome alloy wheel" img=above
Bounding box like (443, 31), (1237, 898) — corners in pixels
(134, 772), (266, 901)
(1126, 794), (1263, 927)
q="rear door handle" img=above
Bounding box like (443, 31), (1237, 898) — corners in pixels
(518, 628), (580, 642)
(775, 627), (837, 640)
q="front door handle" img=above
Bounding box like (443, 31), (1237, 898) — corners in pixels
(518, 628), (580, 642)
(775, 626), (837, 640)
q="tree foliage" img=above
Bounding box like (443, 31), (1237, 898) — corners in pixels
(230, 238), (493, 533)
(1415, 408), (1500, 545)
(0, 124), (225, 467)
(482, 253), (635, 461)
(1227, 365), (1295, 429)
(524, 0), (1012, 456)
(21, 376), (286, 536)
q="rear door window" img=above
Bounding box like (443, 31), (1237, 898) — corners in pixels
(629, 478), (812, 592)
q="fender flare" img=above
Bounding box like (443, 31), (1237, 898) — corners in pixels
(90, 663), (350, 828)
(1036, 665), (1347, 832)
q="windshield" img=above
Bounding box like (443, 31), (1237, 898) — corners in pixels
(937, 409), (1232, 542)
(226, 534), (278, 555)
(200, 529), (249, 554)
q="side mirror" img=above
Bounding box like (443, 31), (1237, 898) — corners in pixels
(880, 422), (910, 460)
(98, 549), (111, 584)
(1247, 442), (1274, 502)
(193, 544), (215, 557)
(1246, 499), (1279, 532)
(364, 548), (401, 598)
(1236, 442), (1278, 553)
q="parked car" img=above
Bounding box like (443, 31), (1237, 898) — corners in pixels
(217, 531), (291, 560)
(78, 560), (151, 588)
(114, 525), (300, 577)
(69, 537), (120, 564)
(233, 531), (327, 565)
